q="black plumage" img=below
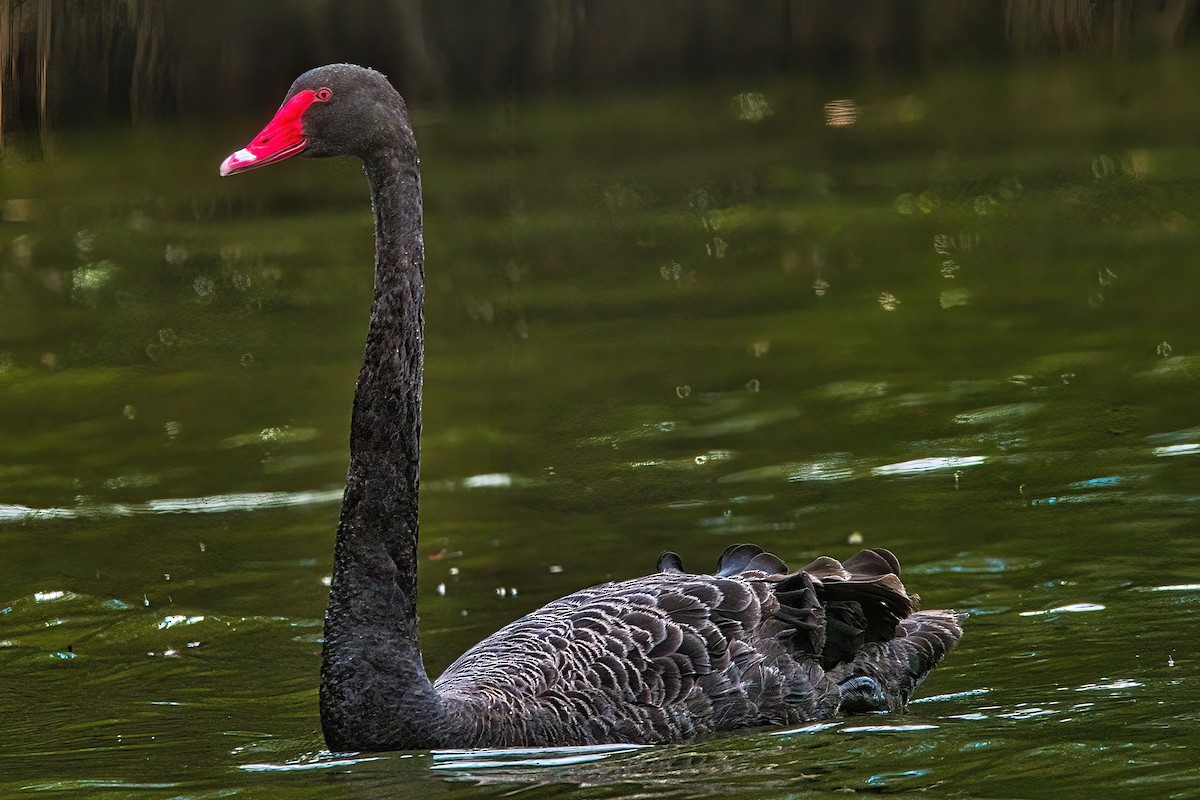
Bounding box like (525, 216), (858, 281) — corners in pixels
(221, 63), (965, 753)
(433, 544), (964, 746)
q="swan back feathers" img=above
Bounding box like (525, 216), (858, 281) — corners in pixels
(432, 543), (963, 746)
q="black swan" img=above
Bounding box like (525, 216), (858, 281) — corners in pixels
(220, 64), (965, 752)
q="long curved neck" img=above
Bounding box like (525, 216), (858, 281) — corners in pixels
(320, 139), (447, 751)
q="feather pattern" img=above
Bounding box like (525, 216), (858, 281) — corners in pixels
(226, 65), (966, 752)
(433, 544), (965, 747)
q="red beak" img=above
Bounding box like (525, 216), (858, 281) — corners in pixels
(220, 89), (318, 176)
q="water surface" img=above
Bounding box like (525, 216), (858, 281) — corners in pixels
(2, 60), (1199, 798)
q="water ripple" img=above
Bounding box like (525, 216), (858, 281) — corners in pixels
(1019, 603), (1106, 616)
(240, 754), (387, 772)
(431, 743), (645, 771)
(872, 455), (987, 476)
(0, 489), (343, 524)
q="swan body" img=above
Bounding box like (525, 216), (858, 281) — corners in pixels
(221, 63), (964, 752)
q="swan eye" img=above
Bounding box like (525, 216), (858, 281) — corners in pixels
(315, 87), (333, 102)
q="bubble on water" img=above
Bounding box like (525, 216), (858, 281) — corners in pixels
(241, 353), (255, 367)
(933, 234), (956, 255)
(939, 288), (971, 309)
(693, 450), (734, 467)
(894, 193), (917, 215)
(732, 91), (773, 122)
(848, 531), (864, 545)
(122, 404), (136, 420)
(812, 278), (830, 297)
(164, 421), (182, 439)
(71, 262), (118, 304)
(1168, 654), (1175, 667)
(675, 385), (692, 399)
(1091, 154), (1116, 180)
(706, 237), (728, 259)
(916, 193), (937, 214)
(940, 259), (961, 278)
(436, 582), (446, 596)
(750, 341), (770, 358)
(1157, 341), (1173, 358)
(75, 229), (96, 259)
(824, 98), (857, 127)
(549, 565), (564, 574)
(687, 189), (711, 212)
(40, 352), (57, 368)
(448, 567), (459, 576)
(256, 426), (283, 445)
(158, 328), (178, 347)
(164, 244), (189, 265)
(193, 275), (215, 301)
(973, 195), (999, 216)
(878, 292), (900, 311)
(1124, 149), (1152, 179)
(660, 261), (683, 282)
(745, 379), (761, 393)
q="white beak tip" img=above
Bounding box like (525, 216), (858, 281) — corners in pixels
(219, 148), (257, 177)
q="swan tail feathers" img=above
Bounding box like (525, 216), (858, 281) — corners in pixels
(828, 609), (966, 712)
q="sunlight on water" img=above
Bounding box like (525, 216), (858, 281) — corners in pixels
(240, 754), (388, 772)
(953, 403), (1041, 425)
(1019, 603), (1106, 616)
(841, 723), (939, 733)
(431, 743), (646, 771)
(769, 721), (842, 736)
(0, 489), (343, 523)
(1152, 443), (1200, 457)
(909, 688), (992, 704)
(871, 456), (987, 476)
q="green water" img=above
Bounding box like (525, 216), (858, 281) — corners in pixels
(2, 59), (1199, 798)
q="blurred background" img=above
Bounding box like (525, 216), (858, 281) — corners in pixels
(3, 0), (1200, 144)
(3, 3), (1200, 799)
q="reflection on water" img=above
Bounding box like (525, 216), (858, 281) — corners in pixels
(0, 489), (344, 522)
(3, 57), (1200, 798)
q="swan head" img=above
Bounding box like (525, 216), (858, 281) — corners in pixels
(220, 63), (411, 176)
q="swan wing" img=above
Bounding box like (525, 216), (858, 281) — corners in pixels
(432, 544), (961, 745)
